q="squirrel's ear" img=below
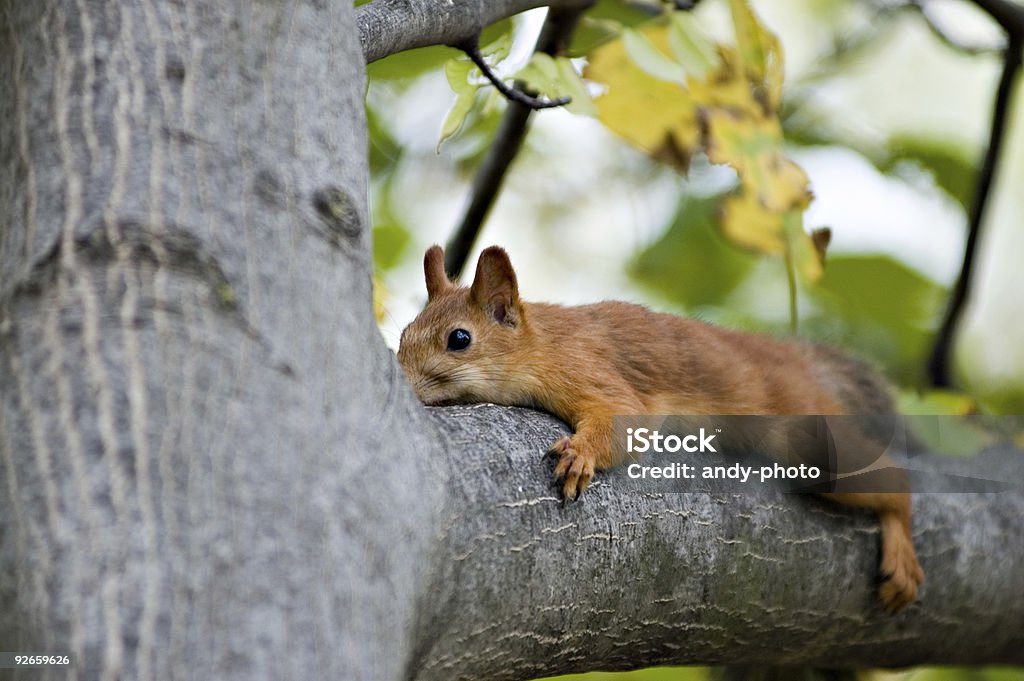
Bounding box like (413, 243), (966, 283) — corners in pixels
(470, 246), (521, 325)
(424, 245), (453, 301)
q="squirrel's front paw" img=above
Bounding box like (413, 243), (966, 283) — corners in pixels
(548, 436), (595, 500)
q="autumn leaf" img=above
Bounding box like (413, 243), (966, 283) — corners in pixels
(684, 5), (819, 283)
(585, 22), (699, 173)
(584, 1), (821, 287)
(720, 190), (784, 253)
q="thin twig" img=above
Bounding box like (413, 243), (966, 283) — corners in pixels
(458, 39), (572, 110)
(928, 33), (1021, 387)
(444, 7), (586, 278)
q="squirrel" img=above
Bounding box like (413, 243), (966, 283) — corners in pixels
(397, 244), (924, 613)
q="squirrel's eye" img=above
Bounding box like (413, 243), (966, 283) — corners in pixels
(446, 328), (472, 352)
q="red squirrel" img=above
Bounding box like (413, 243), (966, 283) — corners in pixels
(397, 244), (924, 612)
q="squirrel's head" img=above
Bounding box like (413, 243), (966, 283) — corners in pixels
(397, 245), (531, 407)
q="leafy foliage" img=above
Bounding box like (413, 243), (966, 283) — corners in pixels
(630, 195), (757, 309)
(881, 135), (976, 211)
(515, 53), (597, 116)
(585, 22), (698, 168)
(364, 0), (1024, 413)
(810, 254), (946, 385)
(588, 2), (823, 291)
(568, 0), (662, 56)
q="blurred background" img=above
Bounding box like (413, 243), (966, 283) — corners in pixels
(364, 0), (1023, 678)
(368, 0), (1024, 414)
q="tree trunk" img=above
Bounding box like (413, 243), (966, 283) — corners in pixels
(1, 2), (1023, 681)
(1, 1), (442, 678)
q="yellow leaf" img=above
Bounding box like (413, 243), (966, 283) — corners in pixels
(721, 190), (784, 253)
(761, 153), (812, 212)
(585, 7), (817, 280)
(700, 106), (810, 212)
(686, 49), (759, 112)
(585, 23), (698, 172)
(728, 0), (783, 110)
(689, 41), (812, 257)
(720, 195), (822, 283)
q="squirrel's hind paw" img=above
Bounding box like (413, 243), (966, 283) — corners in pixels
(878, 534), (924, 613)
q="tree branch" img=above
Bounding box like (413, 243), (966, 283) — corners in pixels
(357, 0), (593, 64)
(409, 405), (1024, 680)
(928, 32), (1022, 387)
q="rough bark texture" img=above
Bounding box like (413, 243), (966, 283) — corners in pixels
(2, 1), (1024, 681)
(415, 407), (1024, 679)
(357, 0), (593, 63)
(0, 1), (443, 679)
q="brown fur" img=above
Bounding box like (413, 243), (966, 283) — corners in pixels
(397, 245), (924, 612)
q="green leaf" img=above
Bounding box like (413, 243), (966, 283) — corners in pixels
(372, 223), (410, 271)
(516, 54), (596, 116)
(813, 255), (946, 385)
(629, 195), (758, 309)
(437, 59), (478, 151)
(898, 389), (977, 416)
(622, 27), (686, 83)
(367, 45), (457, 81)
(481, 29), (514, 63)
(569, 0), (658, 56)
(515, 52), (561, 92)
(366, 104), (403, 174)
(882, 135), (976, 210)
(366, 19), (511, 82)
(556, 57), (596, 116)
(370, 172), (411, 272)
(480, 17), (514, 49)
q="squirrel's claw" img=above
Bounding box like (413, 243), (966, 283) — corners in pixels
(547, 436), (571, 458)
(551, 437), (595, 501)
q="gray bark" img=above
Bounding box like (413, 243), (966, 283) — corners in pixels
(1, 1), (1023, 681)
(0, 1), (440, 679)
(357, 0), (592, 63)
(419, 407), (1024, 679)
